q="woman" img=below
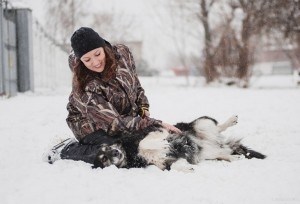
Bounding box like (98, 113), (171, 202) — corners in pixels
(43, 27), (180, 166)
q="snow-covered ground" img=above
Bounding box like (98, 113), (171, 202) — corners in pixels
(1, 77), (300, 204)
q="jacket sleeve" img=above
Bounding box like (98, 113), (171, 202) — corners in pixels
(124, 46), (149, 108)
(82, 86), (162, 135)
(66, 101), (96, 141)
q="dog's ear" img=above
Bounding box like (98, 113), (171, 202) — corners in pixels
(99, 143), (108, 147)
(115, 140), (122, 145)
(113, 141), (123, 148)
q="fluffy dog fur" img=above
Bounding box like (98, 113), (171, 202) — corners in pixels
(94, 115), (266, 170)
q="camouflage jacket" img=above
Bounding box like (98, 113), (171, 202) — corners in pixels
(66, 44), (161, 141)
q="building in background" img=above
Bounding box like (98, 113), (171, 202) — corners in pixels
(253, 48), (299, 76)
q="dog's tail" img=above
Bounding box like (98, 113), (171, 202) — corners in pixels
(243, 148), (266, 159)
(226, 138), (266, 159)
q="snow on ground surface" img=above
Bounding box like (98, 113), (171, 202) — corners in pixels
(1, 76), (300, 204)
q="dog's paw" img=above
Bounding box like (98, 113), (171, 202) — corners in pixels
(217, 154), (244, 162)
(169, 159), (195, 173)
(228, 155), (244, 161)
(227, 115), (238, 126)
(171, 166), (195, 173)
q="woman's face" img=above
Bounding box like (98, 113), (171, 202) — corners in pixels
(80, 47), (106, 73)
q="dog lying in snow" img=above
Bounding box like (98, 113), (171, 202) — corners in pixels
(93, 115), (266, 170)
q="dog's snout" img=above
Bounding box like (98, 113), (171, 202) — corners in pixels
(112, 149), (119, 157)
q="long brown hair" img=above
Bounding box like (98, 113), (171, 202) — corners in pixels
(72, 45), (118, 95)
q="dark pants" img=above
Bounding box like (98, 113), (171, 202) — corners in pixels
(60, 130), (117, 167)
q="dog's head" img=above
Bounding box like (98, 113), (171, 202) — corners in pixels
(94, 143), (127, 168)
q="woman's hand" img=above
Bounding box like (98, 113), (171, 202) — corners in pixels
(162, 122), (182, 134)
(144, 110), (150, 117)
(139, 106), (150, 118)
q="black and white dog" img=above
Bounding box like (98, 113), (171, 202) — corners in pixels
(93, 115), (266, 170)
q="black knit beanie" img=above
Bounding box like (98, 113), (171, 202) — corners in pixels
(71, 27), (106, 58)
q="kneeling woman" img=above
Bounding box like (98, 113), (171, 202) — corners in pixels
(43, 27), (180, 167)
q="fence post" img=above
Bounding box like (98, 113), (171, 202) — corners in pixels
(15, 8), (33, 92)
(3, 8), (17, 97)
(0, 0), (4, 95)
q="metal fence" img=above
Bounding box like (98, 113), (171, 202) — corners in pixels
(32, 20), (71, 91)
(0, 1), (4, 95)
(0, 1), (71, 97)
(0, 1), (18, 97)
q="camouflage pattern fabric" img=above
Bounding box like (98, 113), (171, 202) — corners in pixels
(66, 44), (162, 141)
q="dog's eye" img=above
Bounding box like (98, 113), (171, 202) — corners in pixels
(101, 156), (108, 163)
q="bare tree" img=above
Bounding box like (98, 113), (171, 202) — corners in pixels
(168, 0), (221, 83)
(44, 0), (86, 52)
(44, 1), (137, 52)
(91, 11), (136, 42)
(214, 27), (239, 78)
(153, 0), (222, 84)
(150, 0), (201, 85)
(197, 0), (221, 83)
(164, 0), (299, 86)
(267, 0), (300, 71)
(225, 0), (273, 87)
